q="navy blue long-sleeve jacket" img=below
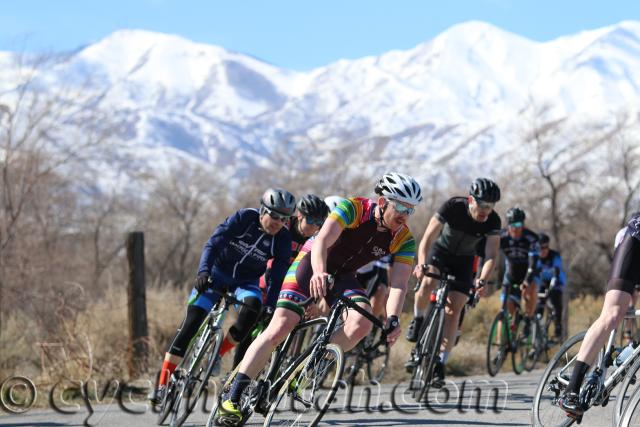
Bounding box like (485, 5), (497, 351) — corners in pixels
(197, 208), (292, 307)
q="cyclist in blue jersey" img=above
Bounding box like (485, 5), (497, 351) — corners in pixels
(231, 194), (329, 368)
(559, 213), (640, 416)
(533, 232), (566, 340)
(148, 188), (296, 404)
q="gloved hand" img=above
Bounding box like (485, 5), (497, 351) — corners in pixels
(550, 277), (559, 289)
(385, 315), (400, 345)
(194, 274), (212, 293)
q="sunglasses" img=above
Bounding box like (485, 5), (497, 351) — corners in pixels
(263, 207), (291, 222)
(508, 222), (524, 228)
(305, 216), (324, 226)
(540, 245), (549, 250)
(474, 198), (495, 210)
(390, 199), (415, 216)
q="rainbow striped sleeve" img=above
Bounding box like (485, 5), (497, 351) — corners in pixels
(328, 198), (366, 229)
(389, 226), (416, 266)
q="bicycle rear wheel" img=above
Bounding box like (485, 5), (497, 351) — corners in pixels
(532, 331), (586, 427)
(263, 343), (344, 426)
(366, 336), (390, 383)
(487, 312), (508, 377)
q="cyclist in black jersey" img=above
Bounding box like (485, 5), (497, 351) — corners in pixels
(559, 212), (640, 416)
(406, 178), (502, 385)
(499, 207), (539, 329)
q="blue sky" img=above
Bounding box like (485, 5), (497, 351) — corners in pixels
(2, 0), (639, 70)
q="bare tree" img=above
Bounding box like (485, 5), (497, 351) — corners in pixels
(143, 158), (224, 285)
(0, 52), (115, 341)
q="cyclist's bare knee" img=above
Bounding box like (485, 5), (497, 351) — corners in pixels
(262, 308), (298, 345)
(345, 305), (374, 341)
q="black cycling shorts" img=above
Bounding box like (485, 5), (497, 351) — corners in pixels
(426, 245), (474, 294)
(607, 233), (640, 295)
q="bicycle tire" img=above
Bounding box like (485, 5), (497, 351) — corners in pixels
(618, 376), (640, 427)
(366, 340), (390, 383)
(192, 328), (224, 409)
(532, 330), (586, 427)
(613, 352), (640, 427)
(157, 377), (180, 425)
(511, 314), (528, 375)
(487, 311), (508, 377)
(415, 308), (445, 403)
(263, 343), (345, 427)
(521, 317), (539, 372)
(170, 326), (220, 427)
(526, 317), (544, 371)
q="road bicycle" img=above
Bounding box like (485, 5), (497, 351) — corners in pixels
(532, 308), (640, 427)
(486, 282), (534, 376)
(407, 269), (478, 403)
(157, 288), (256, 427)
(207, 275), (390, 426)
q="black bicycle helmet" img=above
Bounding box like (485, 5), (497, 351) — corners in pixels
(469, 178), (501, 203)
(506, 207), (526, 224)
(260, 188), (296, 216)
(539, 233), (550, 245)
(297, 194), (329, 219)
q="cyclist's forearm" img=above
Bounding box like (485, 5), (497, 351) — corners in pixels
(311, 244), (328, 275)
(386, 284), (406, 317)
(417, 217), (443, 265)
(386, 263), (411, 316)
(479, 257), (497, 281)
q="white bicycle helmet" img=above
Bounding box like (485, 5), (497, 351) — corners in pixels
(374, 172), (423, 205)
(324, 195), (346, 211)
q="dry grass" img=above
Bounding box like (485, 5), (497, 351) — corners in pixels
(0, 284), (608, 403)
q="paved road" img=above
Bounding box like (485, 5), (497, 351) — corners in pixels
(0, 369), (618, 426)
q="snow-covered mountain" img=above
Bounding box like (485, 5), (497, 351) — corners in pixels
(2, 20), (640, 189)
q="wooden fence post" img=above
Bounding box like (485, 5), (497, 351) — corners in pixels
(127, 231), (148, 378)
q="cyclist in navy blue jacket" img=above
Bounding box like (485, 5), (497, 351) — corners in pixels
(149, 188), (295, 404)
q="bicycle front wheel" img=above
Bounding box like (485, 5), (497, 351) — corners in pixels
(619, 379), (640, 427)
(157, 376), (180, 425)
(415, 308), (445, 403)
(487, 312), (508, 377)
(532, 330), (586, 427)
(511, 316), (530, 375)
(171, 328), (222, 427)
(613, 354), (640, 427)
(263, 343), (345, 427)
(524, 318), (542, 372)
(193, 328), (224, 409)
